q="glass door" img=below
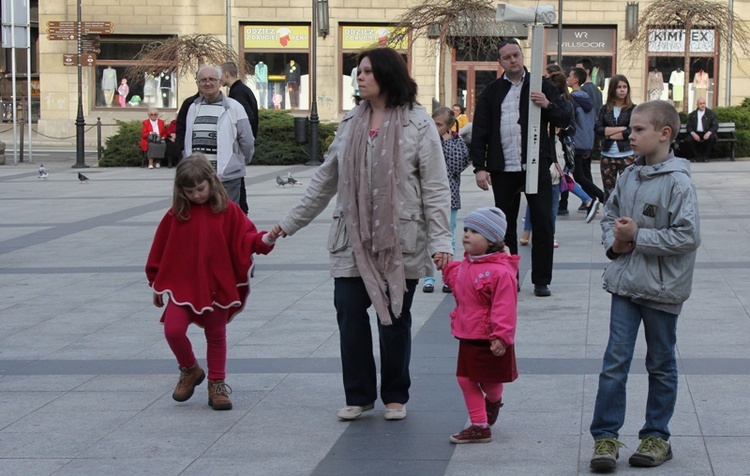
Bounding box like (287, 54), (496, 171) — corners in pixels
(453, 64), (500, 120)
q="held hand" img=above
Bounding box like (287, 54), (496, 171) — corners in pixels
(271, 224), (288, 239)
(503, 245), (512, 256)
(152, 292), (164, 308)
(529, 91), (550, 109)
(490, 339), (506, 357)
(475, 170), (492, 191)
(433, 252), (454, 270)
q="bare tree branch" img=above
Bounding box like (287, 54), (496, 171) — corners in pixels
(124, 34), (249, 85)
(624, 0), (750, 111)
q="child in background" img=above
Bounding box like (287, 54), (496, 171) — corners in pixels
(146, 153), (277, 411)
(442, 207), (520, 443)
(423, 107), (470, 293)
(589, 101), (701, 471)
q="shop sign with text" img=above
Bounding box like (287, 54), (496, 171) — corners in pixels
(648, 29), (715, 53)
(243, 25), (309, 49)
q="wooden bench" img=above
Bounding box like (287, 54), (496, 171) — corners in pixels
(677, 122), (736, 161)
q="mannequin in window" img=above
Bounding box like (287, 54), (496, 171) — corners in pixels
(117, 78), (129, 107)
(648, 69), (663, 101)
(669, 67), (685, 108)
(350, 65), (359, 96)
(101, 67), (117, 107)
(693, 68), (709, 109)
(144, 72), (159, 106)
(285, 59), (301, 109)
(160, 69), (174, 108)
(255, 60), (268, 109)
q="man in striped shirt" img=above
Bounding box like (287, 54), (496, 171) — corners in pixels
(183, 65), (255, 207)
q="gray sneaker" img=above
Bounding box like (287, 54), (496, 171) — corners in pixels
(590, 437), (624, 472)
(629, 436), (672, 467)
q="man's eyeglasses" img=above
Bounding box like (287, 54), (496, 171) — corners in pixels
(197, 78), (219, 85)
(149, 113), (158, 117)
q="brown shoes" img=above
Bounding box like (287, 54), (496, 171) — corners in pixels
(172, 363), (205, 402)
(207, 379), (233, 410)
(485, 397), (504, 426)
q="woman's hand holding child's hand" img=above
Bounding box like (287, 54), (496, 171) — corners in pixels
(152, 292), (164, 308)
(433, 252), (453, 270)
(490, 339), (506, 357)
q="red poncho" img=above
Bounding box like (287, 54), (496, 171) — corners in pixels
(146, 201), (273, 324)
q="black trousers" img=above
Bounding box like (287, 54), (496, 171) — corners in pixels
(573, 154), (605, 203)
(333, 277), (417, 406)
(490, 170), (554, 286)
(685, 133), (717, 161)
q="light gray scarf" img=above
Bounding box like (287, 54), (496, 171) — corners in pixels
(340, 101), (407, 325)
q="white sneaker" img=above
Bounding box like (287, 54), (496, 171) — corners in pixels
(585, 199), (601, 223)
(337, 403), (374, 420)
(384, 405), (407, 420)
(148, 165), (154, 169)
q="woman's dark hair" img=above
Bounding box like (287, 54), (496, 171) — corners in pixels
(356, 47), (417, 108)
(452, 103), (465, 114)
(545, 63), (563, 76)
(606, 74), (634, 111)
(547, 71), (571, 101)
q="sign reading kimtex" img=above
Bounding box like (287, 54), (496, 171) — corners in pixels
(648, 29), (715, 53)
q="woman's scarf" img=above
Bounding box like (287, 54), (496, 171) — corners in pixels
(340, 100), (407, 325)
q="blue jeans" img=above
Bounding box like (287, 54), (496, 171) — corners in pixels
(590, 294), (679, 441)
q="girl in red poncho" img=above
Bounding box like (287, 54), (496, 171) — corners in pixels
(146, 153), (277, 410)
(442, 207), (520, 444)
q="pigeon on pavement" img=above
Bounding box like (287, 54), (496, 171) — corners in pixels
(78, 172), (89, 183)
(276, 175), (288, 187)
(38, 164), (49, 180)
(287, 172), (300, 186)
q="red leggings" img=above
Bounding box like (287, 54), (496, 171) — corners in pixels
(163, 303), (228, 381)
(457, 376), (503, 425)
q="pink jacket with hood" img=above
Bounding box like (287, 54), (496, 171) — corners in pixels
(443, 252), (520, 346)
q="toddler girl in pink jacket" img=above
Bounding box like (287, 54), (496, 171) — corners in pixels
(442, 207), (520, 444)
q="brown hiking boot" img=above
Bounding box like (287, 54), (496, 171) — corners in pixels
(485, 397), (504, 426)
(207, 379), (233, 410)
(172, 363), (205, 402)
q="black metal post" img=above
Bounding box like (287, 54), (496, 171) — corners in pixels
(72, 0), (88, 169)
(305, 0), (320, 166)
(96, 117), (102, 162)
(557, 0), (563, 63)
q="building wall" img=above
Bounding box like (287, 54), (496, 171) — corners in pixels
(36, 0), (750, 142)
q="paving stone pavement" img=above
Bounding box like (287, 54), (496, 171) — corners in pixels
(1, 153), (749, 476)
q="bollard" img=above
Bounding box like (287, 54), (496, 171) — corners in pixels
(97, 118), (102, 163)
(294, 116), (309, 145)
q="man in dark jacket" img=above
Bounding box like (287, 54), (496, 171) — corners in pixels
(221, 62), (260, 215)
(470, 38), (570, 297)
(684, 98), (719, 162)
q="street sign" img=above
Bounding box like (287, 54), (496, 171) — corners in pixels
(48, 34), (76, 41)
(46, 21), (114, 36)
(62, 53), (96, 66)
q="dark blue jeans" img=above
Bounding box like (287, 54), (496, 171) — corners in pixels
(590, 294), (679, 441)
(333, 277), (417, 406)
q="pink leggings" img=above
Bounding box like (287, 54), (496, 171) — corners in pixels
(163, 303), (228, 381)
(457, 376), (503, 425)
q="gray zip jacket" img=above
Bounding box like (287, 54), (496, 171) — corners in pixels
(601, 153), (701, 304)
(184, 93), (255, 181)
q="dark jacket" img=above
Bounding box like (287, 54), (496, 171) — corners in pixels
(571, 89), (595, 155)
(228, 80), (259, 139)
(176, 92), (200, 156)
(470, 68), (570, 173)
(595, 104), (636, 154)
(686, 107), (719, 136)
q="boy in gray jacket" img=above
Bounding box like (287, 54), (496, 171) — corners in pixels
(589, 101), (701, 472)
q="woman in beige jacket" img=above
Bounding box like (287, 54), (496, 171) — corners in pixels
(273, 47), (453, 421)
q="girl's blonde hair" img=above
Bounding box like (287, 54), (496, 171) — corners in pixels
(432, 106), (456, 127)
(171, 153), (228, 220)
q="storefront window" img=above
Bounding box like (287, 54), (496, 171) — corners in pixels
(647, 29), (717, 109)
(242, 24), (310, 111)
(339, 25), (410, 111)
(544, 27), (616, 93)
(94, 35), (176, 109)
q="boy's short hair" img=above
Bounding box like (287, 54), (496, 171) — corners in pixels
(575, 57), (593, 74)
(570, 67), (587, 86)
(633, 100), (681, 142)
